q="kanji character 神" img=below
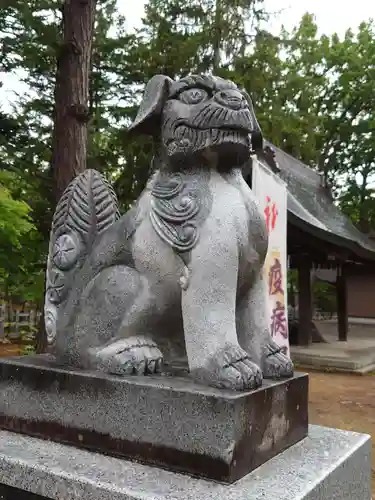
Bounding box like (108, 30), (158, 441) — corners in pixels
(264, 196), (278, 232)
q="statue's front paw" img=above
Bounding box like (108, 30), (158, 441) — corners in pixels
(262, 341), (294, 379)
(190, 344), (263, 391)
(94, 336), (163, 376)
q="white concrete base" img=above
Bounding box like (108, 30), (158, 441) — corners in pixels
(0, 425), (372, 500)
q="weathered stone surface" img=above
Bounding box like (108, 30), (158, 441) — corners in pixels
(0, 484), (45, 499)
(45, 73), (294, 391)
(0, 426), (371, 500)
(0, 355), (307, 483)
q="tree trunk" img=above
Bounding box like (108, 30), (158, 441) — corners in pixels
(35, 307), (48, 354)
(212, 0), (222, 73)
(51, 0), (97, 202)
(36, 0), (97, 353)
(358, 169), (370, 233)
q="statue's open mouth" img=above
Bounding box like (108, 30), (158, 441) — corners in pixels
(171, 124), (250, 147)
(165, 124), (251, 168)
(210, 127), (250, 144)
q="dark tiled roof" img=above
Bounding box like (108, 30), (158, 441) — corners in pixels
(257, 143), (375, 262)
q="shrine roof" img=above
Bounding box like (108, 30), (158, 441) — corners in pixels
(257, 143), (375, 262)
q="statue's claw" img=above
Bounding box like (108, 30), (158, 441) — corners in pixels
(94, 336), (163, 376)
(190, 343), (263, 391)
(262, 341), (294, 379)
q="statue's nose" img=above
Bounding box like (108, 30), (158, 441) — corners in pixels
(214, 89), (246, 110)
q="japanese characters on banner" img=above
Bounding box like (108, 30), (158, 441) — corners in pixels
(252, 156), (290, 357)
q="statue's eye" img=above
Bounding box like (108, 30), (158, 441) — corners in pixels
(178, 88), (209, 104)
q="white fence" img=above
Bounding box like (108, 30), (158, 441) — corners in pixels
(0, 303), (41, 340)
(313, 309), (338, 321)
(289, 305), (337, 322)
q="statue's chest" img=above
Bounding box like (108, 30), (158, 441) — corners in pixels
(211, 171), (269, 267)
(148, 170), (212, 255)
(148, 169), (268, 267)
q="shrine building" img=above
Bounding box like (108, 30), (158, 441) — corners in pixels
(244, 142), (375, 346)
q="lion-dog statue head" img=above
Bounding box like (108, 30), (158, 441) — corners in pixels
(129, 74), (263, 170)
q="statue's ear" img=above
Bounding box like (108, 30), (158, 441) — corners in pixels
(241, 89), (263, 152)
(128, 75), (173, 137)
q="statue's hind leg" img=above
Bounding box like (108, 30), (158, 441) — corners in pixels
(70, 265), (164, 375)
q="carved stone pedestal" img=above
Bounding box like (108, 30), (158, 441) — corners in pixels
(0, 355), (308, 483)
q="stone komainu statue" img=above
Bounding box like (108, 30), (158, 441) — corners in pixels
(44, 74), (294, 391)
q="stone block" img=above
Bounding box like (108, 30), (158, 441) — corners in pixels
(0, 426), (371, 499)
(0, 354), (308, 483)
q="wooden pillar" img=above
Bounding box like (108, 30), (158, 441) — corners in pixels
(336, 263), (348, 341)
(297, 255), (313, 346)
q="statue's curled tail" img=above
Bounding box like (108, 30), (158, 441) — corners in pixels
(44, 169), (120, 345)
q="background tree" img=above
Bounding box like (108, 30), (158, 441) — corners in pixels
(51, 0), (97, 200)
(234, 15), (375, 230)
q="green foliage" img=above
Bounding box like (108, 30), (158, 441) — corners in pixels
(313, 281), (336, 314)
(22, 344), (36, 355)
(0, 173), (33, 248)
(0, 170), (45, 305)
(289, 269), (336, 314)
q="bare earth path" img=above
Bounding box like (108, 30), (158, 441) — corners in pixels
(309, 371), (375, 494)
(0, 344), (23, 357)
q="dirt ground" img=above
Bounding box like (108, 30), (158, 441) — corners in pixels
(0, 343), (23, 357)
(309, 371), (375, 494)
